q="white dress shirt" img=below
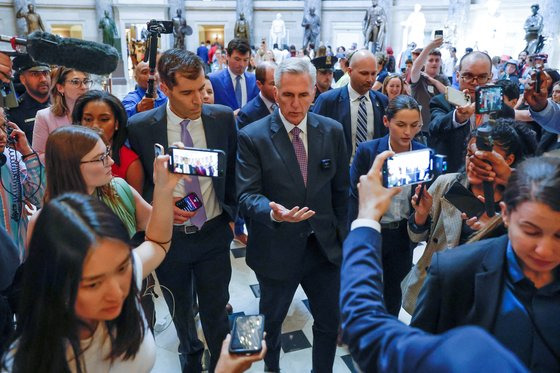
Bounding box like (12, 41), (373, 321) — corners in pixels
(348, 84), (374, 156)
(228, 68), (247, 107)
(260, 93), (276, 113)
(278, 109), (308, 155)
(166, 103), (222, 225)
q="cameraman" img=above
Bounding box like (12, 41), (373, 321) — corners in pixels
(0, 108), (44, 255)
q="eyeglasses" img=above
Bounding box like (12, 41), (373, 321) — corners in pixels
(459, 73), (490, 84)
(80, 146), (111, 166)
(66, 78), (93, 88)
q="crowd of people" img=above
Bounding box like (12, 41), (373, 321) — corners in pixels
(0, 27), (559, 373)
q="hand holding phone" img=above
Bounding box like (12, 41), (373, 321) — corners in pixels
(382, 149), (434, 188)
(443, 182), (485, 218)
(229, 315), (265, 354)
(411, 183), (433, 218)
(445, 86), (471, 107)
(175, 192), (203, 212)
(169, 146), (225, 178)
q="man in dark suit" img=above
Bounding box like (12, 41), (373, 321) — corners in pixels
(237, 58), (349, 372)
(209, 38), (259, 114)
(127, 49), (237, 372)
(429, 51), (493, 172)
(313, 49), (388, 160)
(340, 150), (528, 373)
(237, 61), (277, 129)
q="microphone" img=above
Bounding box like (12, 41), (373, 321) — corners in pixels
(475, 125), (495, 217)
(1, 31), (119, 75)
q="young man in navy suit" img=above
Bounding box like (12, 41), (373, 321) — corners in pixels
(237, 58), (349, 372)
(127, 49), (237, 372)
(341, 150), (528, 373)
(237, 61), (277, 129)
(209, 38), (259, 114)
(313, 49), (388, 160)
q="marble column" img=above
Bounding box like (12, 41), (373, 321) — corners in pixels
(236, 0), (254, 46)
(446, 0), (470, 51)
(541, 0), (560, 63)
(13, 0), (37, 37)
(379, 0), (392, 53)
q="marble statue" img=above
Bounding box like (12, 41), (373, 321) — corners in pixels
(363, 0), (386, 52)
(172, 9), (191, 50)
(235, 12), (250, 41)
(98, 10), (118, 47)
(524, 3), (544, 55)
(270, 13), (286, 46)
(401, 4), (426, 48)
(302, 7), (320, 49)
(16, 3), (45, 35)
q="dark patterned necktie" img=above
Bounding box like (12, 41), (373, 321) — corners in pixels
(291, 126), (307, 186)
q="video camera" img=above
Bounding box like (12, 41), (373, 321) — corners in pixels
(143, 20), (174, 98)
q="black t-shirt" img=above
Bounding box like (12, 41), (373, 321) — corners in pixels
(6, 92), (50, 144)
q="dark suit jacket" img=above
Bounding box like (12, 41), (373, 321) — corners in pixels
(209, 69), (259, 111)
(312, 86), (388, 157)
(237, 110), (349, 280)
(236, 94), (271, 130)
(412, 234), (560, 361)
(348, 135), (425, 224)
(428, 93), (471, 173)
(341, 227), (528, 373)
(127, 104), (237, 221)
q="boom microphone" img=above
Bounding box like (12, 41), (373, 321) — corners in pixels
(1, 31), (119, 75)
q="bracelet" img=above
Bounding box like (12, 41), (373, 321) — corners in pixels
(145, 235), (172, 254)
(21, 152), (38, 160)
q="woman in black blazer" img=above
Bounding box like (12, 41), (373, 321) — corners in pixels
(411, 157), (560, 371)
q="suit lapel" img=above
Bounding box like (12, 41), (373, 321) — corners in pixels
(270, 112), (306, 189)
(201, 106), (217, 149)
(369, 91), (384, 138)
(440, 198), (462, 248)
(221, 70), (236, 108)
(340, 88), (352, 150)
(151, 105), (169, 149)
(306, 114), (324, 198)
(469, 238), (507, 328)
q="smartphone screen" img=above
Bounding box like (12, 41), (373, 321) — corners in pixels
(476, 86), (503, 114)
(169, 147), (225, 177)
(229, 315), (265, 354)
(383, 149), (433, 188)
(443, 182), (485, 218)
(434, 30), (443, 39)
(175, 192), (203, 212)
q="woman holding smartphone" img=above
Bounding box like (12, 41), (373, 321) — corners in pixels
(348, 95), (424, 316)
(402, 118), (537, 314)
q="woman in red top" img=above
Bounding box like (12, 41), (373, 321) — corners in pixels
(72, 90), (145, 193)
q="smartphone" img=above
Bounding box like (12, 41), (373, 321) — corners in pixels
(443, 182), (485, 218)
(383, 148), (434, 188)
(445, 86), (471, 107)
(434, 29), (444, 39)
(475, 85), (503, 114)
(175, 192), (203, 212)
(229, 315), (265, 354)
(168, 147), (226, 177)
(154, 143), (164, 157)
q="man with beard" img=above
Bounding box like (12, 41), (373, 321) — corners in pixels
(6, 55), (51, 144)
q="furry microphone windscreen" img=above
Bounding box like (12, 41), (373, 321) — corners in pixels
(26, 31), (119, 75)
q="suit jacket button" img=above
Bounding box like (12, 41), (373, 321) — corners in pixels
(433, 237), (438, 243)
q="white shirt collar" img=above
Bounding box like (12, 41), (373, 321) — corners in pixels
(259, 93), (275, 111)
(228, 68), (245, 82)
(388, 136), (412, 152)
(348, 84), (370, 102)
(166, 102), (202, 128)
(278, 109), (307, 135)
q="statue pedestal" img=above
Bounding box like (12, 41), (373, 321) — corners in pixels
(111, 59), (127, 86)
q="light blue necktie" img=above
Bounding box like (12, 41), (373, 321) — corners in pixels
(235, 75), (242, 109)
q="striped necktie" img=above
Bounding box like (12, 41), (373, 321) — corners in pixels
(356, 95), (368, 149)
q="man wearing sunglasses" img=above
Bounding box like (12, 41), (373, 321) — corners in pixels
(6, 55), (51, 144)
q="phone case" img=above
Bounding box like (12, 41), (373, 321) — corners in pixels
(229, 315), (265, 354)
(443, 182), (485, 218)
(445, 87), (471, 107)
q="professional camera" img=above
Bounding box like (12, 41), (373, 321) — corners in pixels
(146, 19), (174, 35)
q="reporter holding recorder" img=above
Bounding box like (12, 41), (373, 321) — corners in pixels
(401, 119), (536, 314)
(340, 150), (528, 373)
(348, 95), (424, 316)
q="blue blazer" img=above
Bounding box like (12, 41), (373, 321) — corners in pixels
(126, 104), (238, 222)
(312, 86), (389, 157)
(237, 110), (349, 280)
(340, 226), (528, 373)
(209, 69), (259, 111)
(348, 135), (426, 224)
(236, 94), (271, 130)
